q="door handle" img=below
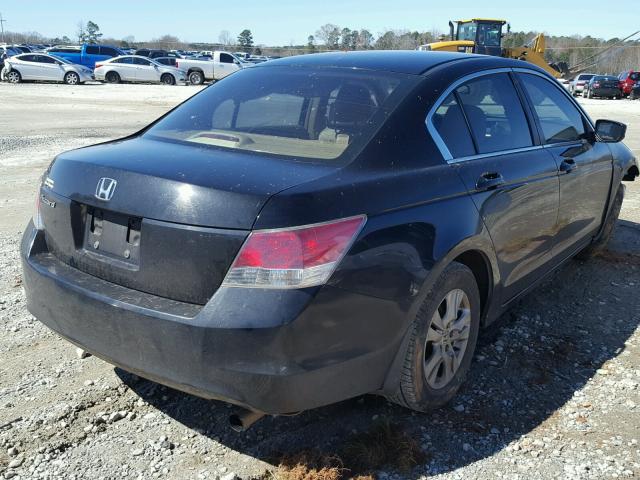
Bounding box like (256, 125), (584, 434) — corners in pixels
(560, 158), (578, 173)
(476, 172), (505, 191)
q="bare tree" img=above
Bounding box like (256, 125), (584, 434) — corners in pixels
(316, 23), (341, 49)
(219, 30), (232, 46)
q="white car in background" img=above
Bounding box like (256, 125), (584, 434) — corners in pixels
(94, 55), (186, 85)
(3, 53), (93, 84)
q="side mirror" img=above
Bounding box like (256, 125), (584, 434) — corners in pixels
(595, 119), (626, 143)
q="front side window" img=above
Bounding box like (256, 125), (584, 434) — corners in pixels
(519, 73), (587, 144)
(476, 23), (502, 47)
(100, 47), (118, 57)
(455, 73), (532, 154)
(145, 67), (419, 161)
(431, 93), (476, 158)
(219, 53), (234, 64)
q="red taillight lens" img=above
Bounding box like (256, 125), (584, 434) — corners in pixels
(95, 63), (103, 69)
(222, 215), (366, 289)
(175, 61), (179, 68)
(593, 82), (601, 88)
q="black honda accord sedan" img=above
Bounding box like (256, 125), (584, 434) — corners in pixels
(22, 51), (638, 426)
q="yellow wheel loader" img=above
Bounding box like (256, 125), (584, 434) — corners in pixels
(418, 19), (565, 78)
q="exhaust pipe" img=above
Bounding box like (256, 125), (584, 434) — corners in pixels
(229, 409), (265, 432)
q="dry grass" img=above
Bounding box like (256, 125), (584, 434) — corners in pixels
(261, 419), (425, 480)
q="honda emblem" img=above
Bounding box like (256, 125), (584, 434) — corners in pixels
(95, 178), (117, 201)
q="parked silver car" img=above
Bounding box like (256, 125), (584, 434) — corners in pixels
(94, 55), (186, 85)
(569, 73), (596, 96)
(2, 53), (93, 84)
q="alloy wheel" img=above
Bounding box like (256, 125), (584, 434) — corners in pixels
(7, 71), (20, 83)
(423, 288), (472, 389)
(66, 72), (79, 85)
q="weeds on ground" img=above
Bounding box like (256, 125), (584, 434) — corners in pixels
(261, 418), (425, 480)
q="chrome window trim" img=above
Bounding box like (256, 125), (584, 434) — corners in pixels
(446, 145), (546, 165)
(426, 67), (595, 164)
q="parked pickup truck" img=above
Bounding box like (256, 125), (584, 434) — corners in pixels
(47, 44), (124, 69)
(175, 51), (246, 85)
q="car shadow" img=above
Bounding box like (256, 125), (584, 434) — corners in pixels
(116, 219), (640, 477)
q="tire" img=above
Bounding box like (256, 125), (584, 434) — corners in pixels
(188, 70), (204, 85)
(587, 89), (593, 99)
(577, 184), (625, 259)
(394, 262), (481, 412)
(105, 71), (120, 84)
(6, 70), (21, 84)
(161, 73), (175, 85)
(64, 71), (80, 85)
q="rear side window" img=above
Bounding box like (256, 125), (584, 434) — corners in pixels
(86, 45), (100, 55)
(456, 73), (533, 154)
(113, 57), (133, 64)
(19, 55), (37, 62)
(431, 93), (476, 158)
(133, 57), (152, 66)
(519, 74), (587, 144)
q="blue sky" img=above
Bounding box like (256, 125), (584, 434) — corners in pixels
(3, 1), (638, 45)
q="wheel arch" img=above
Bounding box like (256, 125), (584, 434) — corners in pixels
(379, 234), (501, 399)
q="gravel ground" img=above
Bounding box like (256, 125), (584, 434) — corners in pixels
(0, 83), (639, 480)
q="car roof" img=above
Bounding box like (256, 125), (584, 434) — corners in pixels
(255, 50), (540, 76)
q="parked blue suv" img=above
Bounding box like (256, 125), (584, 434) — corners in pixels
(47, 44), (124, 69)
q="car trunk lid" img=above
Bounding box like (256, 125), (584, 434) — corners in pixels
(40, 137), (336, 303)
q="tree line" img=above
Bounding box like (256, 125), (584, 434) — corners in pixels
(3, 21), (639, 74)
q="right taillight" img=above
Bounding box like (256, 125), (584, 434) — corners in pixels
(33, 189), (44, 230)
(222, 215), (366, 289)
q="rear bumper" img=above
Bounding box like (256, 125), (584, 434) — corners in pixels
(591, 88), (621, 97)
(21, 224), (406, 414)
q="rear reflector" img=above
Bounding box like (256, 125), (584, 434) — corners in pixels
(222, 215), (366, 289)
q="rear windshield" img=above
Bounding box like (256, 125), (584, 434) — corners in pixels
(144, 66), (419, 161)
(594, 76), (617, 82)
(578, 74), (594, 80)
(629, 72), (639, 81)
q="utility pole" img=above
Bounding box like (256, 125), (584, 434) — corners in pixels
(0, 13), (6, 44)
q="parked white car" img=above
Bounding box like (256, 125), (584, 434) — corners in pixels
(175, 51), (246, 85)
(3, 53), (93, 84)
(94, 55), (186, 85)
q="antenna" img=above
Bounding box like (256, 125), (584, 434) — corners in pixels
(0, 13), (6, 44)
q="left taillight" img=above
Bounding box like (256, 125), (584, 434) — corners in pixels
(222, 215), (366, 289)
(95, 63), (103, 69)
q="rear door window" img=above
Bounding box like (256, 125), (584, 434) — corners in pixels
(133, 57), (152, 66)
(455, 73), (533, 154)
(431, 93), (476, 158)
(518, 73), (587, 144)
(36, 55), (57, 64)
